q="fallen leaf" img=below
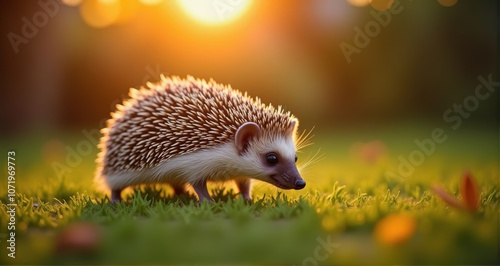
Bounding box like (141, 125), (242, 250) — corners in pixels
(55, 222), (102, 254)
(432, 185), (463, 209)
(460, 171), (479, 212)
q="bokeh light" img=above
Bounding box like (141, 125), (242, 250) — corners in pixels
(374, 214), (417, 246)
(177, 0), (251, 26)
(80, 0), (121, 28)
(62, 0), (84, 6)
(437, 0), (458, 8)
(347, 0), (371, 8)
(349, 140), (387, 164)
(114, 0), (139, 24)
(370, 0), (394, 11)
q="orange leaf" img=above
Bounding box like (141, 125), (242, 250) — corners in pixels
(432, 185), (463, 209)
(460, 171), (479, 212)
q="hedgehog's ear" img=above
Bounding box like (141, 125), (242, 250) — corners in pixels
(286, 119), (298, 136)
(235, 122), (261, 154)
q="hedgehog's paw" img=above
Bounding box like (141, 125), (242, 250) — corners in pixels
(191, 180), (214, 203)
(111, 189), (123, 203)
(235, 179), (252, 202)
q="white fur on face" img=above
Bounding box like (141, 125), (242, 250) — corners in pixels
(239, 133), (298, 182)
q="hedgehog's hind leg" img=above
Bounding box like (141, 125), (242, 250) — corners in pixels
(191, 180), (213, 202)
(235, 178), (252, 201)
(171, 183), (187, 196)
(111, 189), (123, 203)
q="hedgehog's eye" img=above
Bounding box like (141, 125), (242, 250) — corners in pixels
(266, 153), (279, 166)
(295, 155), (298, 163)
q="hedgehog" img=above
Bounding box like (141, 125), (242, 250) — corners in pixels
(95, 75), (307, 203)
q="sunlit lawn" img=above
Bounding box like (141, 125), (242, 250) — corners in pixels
(0, 123), (498, 264)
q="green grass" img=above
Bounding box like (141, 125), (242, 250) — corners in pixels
(0, 124), (498, 264)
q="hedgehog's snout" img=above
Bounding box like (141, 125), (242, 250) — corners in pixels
(295, 179), (306, 190)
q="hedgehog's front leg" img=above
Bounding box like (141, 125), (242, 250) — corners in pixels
(111, 189), (123, 203)
(191, 180), (213, 202)
(235, 179), (252, 201)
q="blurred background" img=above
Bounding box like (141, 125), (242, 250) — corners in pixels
(0, 0), (497, 136)
(0, 1), (498, 264)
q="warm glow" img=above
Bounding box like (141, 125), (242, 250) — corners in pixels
(177, 0), (251, 25)
(80, 0), (121, 28)
(370, 0), (394, 11)
(347, 0), (371, 7)
(62, 0), (83, 6)
(140, 0), (164, 5)
(114, 0), (140, 24)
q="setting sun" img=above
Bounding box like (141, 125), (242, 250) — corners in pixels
(177, 0), (251, 25)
